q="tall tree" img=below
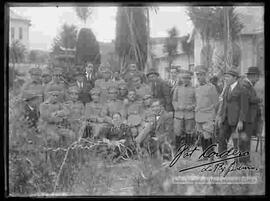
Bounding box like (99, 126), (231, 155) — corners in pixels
(186, 6), (243, 73)
(163, 27), (179, 73)
(181, 34), (194, 70)
(74, 7), (93, 25)
(115, 7), (148, 72)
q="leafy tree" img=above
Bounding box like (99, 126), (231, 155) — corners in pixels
(51, 23), (78, 54)
(163, 27), (179, 72)
(181, 34), (194, 70)
(115, 7), (148, 72)
(75, 28), (101, 71)
(74, 7), (93, 25)
(28, 50), (50, 64)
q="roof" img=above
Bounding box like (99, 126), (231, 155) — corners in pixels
(10, 9), (31, 25)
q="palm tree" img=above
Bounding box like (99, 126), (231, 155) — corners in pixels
(163, 27), (179, 74)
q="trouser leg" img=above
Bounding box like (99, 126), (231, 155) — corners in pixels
(218, 120), (233, 159)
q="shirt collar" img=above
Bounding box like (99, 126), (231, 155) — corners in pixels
(230, 81), (238, 90)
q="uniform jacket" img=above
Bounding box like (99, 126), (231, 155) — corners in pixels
(151, 78), (174, 112)
(76, 79), (93, 105)
(217, 81), (249, 126)
(172, 84), (196, 119)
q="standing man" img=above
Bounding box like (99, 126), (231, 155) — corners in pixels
(75, 71), (93, 106)
(172, 71), (196, 150)
(146, 68), (173, 112)
(41, 68), (52, 86)
(85, 62), (96, 87)
(216, 69), (249, 163)
(239, 67), (263, 164)
(130, 74), (152, 101)
(20, 67), (44, 112)
(194, 65), (219, 161)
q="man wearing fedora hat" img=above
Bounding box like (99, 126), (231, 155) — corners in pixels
(216, 68), (250, 163)
(147, 68), (173, 112)
(237, 66), (263, 163)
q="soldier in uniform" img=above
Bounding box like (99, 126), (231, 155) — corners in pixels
(75, 71), (93, 106)
(41, 68), (52, 86)
(39, 88), (74, 149)
(124, 89), (144, 138)
(172, 71), (196, 151)
(83, 88), (109, 139)
(44, 67), (67, 101)
(122, 63), (146, 88)
(102, 86), (125, 123)
(20, 67), (44, 109)
(63, 85), (85, 140)
(194, 65), (219, 161)
(129, 74), (152, 101)
(117, 80), (128, 101)
(94, 64), (117, 104)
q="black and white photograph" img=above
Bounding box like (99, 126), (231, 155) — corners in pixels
(6, 2), (265, 196)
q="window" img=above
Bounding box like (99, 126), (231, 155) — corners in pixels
(19, 27), (23, 40)
(11, 27), (14, 39)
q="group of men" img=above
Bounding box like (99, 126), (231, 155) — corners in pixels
(19, 61), (263, 164)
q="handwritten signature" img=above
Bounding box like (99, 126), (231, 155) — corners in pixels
(169, 143), (258, 177)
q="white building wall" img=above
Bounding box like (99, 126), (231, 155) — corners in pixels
(9, 19), (30, 51)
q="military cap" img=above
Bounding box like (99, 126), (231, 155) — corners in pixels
(68, 85), (79, 93)
(108, 86), (118, 93)
(46, 85), (64, 93)
(86, 62), (94, 68)
(29, 67), (42, 76)
(118, 81), (128, 90)
(99, 63), (112, 73)
(170, 65), (180, 72)
(52, 67), (63, 75)
(90, 87), (101, 95)
(181, 71), (192, 79)
(42, 68), (51, 76)
(143, 94), (152, 100)
(195, 65), (208, 73)
(146, 68), (159, 77)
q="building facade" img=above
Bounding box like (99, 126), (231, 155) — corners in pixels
(9, 10), (31, 51)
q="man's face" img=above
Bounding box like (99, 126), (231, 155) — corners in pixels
(224, 74), (237, 85)
(151, 102), (162, 115)
(49, 92), (62, 103)
(103, 71), (111, 80)
(132, 77), (141, 88)
(143, 96), (152, 107)
(119, 87), (128, 96)
(196, 72), (206, 85)
(68, 91), (79, 101)
(129, 65), (137, 73)
(127, 91), (136, 101)
(108, 90), (118, 100)
(248, 74), (260, 85)
(42, 75), (52, 84)
(170, 69), (178, 80)
(86, 66), (93, 74)
(112, 113), (122, 126)
(53, 73), (61, 82)
(31, 74), (41, 82)
(147, 74), (158, 83)
(92, 94), (100, 102)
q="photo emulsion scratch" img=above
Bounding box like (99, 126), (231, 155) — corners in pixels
(6, 3), (265, 197)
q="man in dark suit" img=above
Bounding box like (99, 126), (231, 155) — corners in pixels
(239, 67), (263, 163)
(75, 71), (93, 106)
(85, 62), (96, 87)
(146, 68), (174, 112)
(216, 69), (249, 163)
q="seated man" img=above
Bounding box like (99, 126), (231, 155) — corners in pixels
(135, 100), (174, 159)
(101, 112), (136, 159)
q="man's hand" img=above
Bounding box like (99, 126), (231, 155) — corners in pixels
(236, 121), (243, 132)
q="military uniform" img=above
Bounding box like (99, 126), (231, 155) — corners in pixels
(39, 89), (73, 148)
(42, 67), (52, 86)
(63, 86), (85, 140)
(94, 67), (117, 104)
(20, 67), (44, 108)
(84, 88), (109, 138)
(172, 72), (196, 147)
(117, 80), (128, 101)
(44, 67), (67, 101)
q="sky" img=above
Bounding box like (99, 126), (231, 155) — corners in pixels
(11, 6), (194, 51)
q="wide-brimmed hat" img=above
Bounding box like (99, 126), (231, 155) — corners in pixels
(90, 87), (101, 95)
(146, 68), (159, 77)
(246, 66), (260, 75)
(224, 69), (240, 78)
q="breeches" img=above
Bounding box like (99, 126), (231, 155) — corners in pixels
(174, 118), (195, 136)
(196, 121), (214, 139)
